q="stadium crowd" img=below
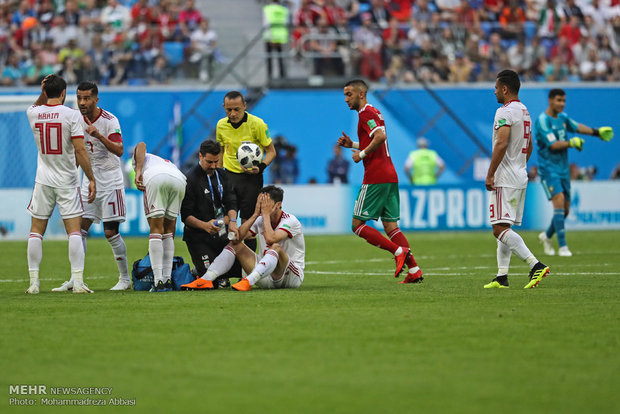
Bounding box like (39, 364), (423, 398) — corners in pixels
(0, 0), (218, 86)
(291, 0), (620, 82)
(1, 0), (620, 86)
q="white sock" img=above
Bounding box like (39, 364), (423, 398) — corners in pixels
(27, 233), (43, 285)
(497, 238), (511, 276)
(498, 228), (535, 263)
(68, 232), (85, 285)
(81, 229), (88, 255)
(162, 233), (174, 282)
(202, 245), (236, 281)
(149, 234), (164, 284)
(247, 249), (279, 285)
(394, 246), (403, 256)
(407, 266), (420, 275)
(107, 233), (130, 281)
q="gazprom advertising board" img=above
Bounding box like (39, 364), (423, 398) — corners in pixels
(1, 182), (619, 240)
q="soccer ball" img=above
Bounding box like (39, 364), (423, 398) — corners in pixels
(236, 143), (263, 169)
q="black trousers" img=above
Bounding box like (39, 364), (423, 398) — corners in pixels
(185, 237), (242, 280)
(225, 170), (264, 253)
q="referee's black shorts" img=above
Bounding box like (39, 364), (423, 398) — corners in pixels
(225, 170), (263, 220)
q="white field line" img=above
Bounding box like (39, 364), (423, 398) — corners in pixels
(306, 270), (620, 276)
(1, 260), (617, 283)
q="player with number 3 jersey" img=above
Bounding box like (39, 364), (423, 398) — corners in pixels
(337, 79), (423, 284)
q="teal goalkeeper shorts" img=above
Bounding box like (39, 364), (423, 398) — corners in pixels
(353, 183), (400, 222)
(541, 177), (571, 201)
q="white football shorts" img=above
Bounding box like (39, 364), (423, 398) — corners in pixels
(27, 183), (83, 220)
(254, 254), (304, 289)
(489, 187), (526, 226)
(143, 174), (186, 220)
(82, 187), (126, 223)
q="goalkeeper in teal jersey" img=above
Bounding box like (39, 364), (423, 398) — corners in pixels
(534, 88), (614, 257)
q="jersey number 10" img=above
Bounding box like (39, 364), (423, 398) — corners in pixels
(35, 122), (63, 155)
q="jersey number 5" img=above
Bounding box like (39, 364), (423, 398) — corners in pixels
(35, 122), (63, 155)
(522, 120), (531, 154)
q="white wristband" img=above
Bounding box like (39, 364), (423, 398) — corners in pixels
(359, 149), (367, 159)
(352, 142), (360, 149)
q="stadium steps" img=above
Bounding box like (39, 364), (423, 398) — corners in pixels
(197, 0), (311, 87)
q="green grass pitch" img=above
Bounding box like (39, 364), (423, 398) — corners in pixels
(1, 230), (619, 414)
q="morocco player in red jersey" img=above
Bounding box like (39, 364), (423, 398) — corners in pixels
(337, 79), (422, 283)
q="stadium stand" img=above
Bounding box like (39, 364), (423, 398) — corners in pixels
(1, 0), (619, 87)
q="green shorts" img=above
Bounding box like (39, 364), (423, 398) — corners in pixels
(353, 183), (400, 222)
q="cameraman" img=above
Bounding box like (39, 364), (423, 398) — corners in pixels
(181, 140), (241, 286)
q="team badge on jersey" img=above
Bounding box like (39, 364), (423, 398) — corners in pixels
(495, 119), (507, 130)
(367, 119), (377, 129)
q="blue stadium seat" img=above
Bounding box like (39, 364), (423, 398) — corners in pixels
(163, 42), (186, 67)
(524, 21), (537, 41)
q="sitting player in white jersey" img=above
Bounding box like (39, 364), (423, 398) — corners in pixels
(133, 142), (187, 292)
(25, 74), (96, 294)
(181, 185), (305, 291)
(52, 81), (130, 292)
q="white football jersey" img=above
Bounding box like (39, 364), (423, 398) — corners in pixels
(250, 211), (305, 271)
(80, 109), (124, 191)
(492, 100), (531, 189)
(140, 153), (186, 184)
(27, 103), (84, 188)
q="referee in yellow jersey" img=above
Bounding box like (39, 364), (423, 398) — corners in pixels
(216, 91), (277, 252)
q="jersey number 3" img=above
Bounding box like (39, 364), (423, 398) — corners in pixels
(522, 120), (531, 154)
(35, 122), (63, 155)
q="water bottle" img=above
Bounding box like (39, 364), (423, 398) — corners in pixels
(215, 218), (226, 237)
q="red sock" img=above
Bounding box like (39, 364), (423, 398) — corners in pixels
(388, 227), (418, 267)
(354, 224), (400, 254)
(388, 228), (409, 248)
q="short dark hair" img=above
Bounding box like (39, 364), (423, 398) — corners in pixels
(77, 81), (98, 96)
(43, 74), (67, 99)
(260, 185), (284, 204)
(344, 79), (368, 93)
(496, 69), (520, 94)
(200, 139), (220, 156)
(224, 91), (245, 103)
(548, 88), (566, 99)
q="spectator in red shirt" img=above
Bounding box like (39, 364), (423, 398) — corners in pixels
(389, 0), (413, 22)
(558, 15), (582, 47)
(154, 0), (180, 40)
(179, 0), (203, 38)
(293, 0), (324, 49)
(131, 0), (154, 24)
(322, 0), (347, 26)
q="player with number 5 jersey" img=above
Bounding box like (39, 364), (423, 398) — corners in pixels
(337, 79), (423, 284)
(484, 70), (549, 290)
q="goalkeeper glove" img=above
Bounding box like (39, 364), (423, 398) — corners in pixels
(593, 126), (614, 142)
(569, 137), (584, 151)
